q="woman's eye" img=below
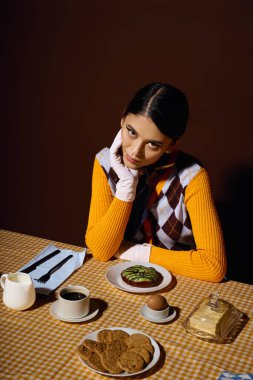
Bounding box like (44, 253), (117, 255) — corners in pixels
(126, 127), (136, 137)
(149, 142), (160, 149)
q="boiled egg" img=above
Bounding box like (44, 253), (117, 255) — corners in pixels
(147, 294), (168, 311)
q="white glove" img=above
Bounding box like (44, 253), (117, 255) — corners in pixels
(115, 241), (151, 262)
(110, 130), (139, 202)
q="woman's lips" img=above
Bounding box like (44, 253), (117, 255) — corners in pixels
(125, 153), (140, 164)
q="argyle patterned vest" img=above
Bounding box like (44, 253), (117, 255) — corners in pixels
(96, 147), (202, 251)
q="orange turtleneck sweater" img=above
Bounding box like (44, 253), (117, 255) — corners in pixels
(85, 158), (227, 283)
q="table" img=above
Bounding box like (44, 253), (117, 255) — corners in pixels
(0, 229), (252, 379)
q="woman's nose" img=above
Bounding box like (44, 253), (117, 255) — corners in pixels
(131, 142), (144, 157)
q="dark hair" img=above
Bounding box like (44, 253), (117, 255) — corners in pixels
(122, 83), (189, 140)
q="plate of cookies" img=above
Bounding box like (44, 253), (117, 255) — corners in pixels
(76, 327), (160, 376)
(105, 261), (172, 293)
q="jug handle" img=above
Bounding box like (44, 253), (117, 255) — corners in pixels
(1, 274), (8, 289)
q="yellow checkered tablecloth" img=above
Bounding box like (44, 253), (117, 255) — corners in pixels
(0, 229), (252, 380)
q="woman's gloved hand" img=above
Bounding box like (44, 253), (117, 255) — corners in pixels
(110, 130), (139, 202)
(114, 240), (151, 262)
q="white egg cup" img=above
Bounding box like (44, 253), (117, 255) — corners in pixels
(146, 305), (170, 319)
(140, 304), (176, 324)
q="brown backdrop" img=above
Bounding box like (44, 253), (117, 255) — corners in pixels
(1, 1), (253, 283)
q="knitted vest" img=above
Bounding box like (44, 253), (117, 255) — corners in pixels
(96, 148), (202, 251)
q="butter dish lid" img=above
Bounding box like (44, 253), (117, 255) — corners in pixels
(182, 291), (243, 343)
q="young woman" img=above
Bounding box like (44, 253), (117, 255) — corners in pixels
(85, 83), (227, 282)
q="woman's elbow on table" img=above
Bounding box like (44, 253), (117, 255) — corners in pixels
(92, 252), (111, 262)
(177, 261), (227, 283)
(85, 243), (111, 262)
(85, 233), (114, 262)
(85, 247), (108, 262)
(205, 267), (227, 283)
(199, 255), (227, 283)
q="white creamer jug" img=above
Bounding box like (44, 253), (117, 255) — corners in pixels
(1, 272), (36, 310)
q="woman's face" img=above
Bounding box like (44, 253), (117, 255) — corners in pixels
(121, 113), (174, 169)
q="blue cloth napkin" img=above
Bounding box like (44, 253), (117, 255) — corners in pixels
(218, 372), (253, 379)
(19, 243), (86, 294)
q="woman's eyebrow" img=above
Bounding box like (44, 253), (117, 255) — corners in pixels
(149, 140), (164, 146)
(126, 124), (138, 133)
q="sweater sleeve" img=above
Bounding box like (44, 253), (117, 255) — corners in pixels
(85, 158), (133, 261)
(149, 168), (227, 282)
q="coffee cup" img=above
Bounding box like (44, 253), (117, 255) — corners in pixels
(1, 272), (36, 311)
(57, 285), (90, 318)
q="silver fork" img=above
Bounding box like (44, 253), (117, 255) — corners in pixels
(35, 255), (73, 283)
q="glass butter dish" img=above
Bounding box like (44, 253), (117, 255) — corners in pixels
(182, 292), (243, 343)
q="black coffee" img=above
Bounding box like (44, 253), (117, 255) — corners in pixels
(61, 292), (86, 301)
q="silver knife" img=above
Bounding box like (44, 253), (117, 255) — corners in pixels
(35, 255), (73, 283)
(21, 249), (61, 274)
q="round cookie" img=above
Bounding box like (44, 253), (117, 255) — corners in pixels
(137, 342), (155, 355)
(93, 342), (107, 355)
(100, 341), (125, 374)
(129, 347), (152, 364)
(77, 344), (90, 360)
(85, 351), (108, 373)
(82, 340), (107, 354)
(129, 333), (151, 342)
(97, 329), (113, 343)
(125, 333), (151, 348)
(77, 346), (107, 373)
(110, 329), (129, 342)
(107, 339), (127, 353)
(117, 351), (145, 373)
(82, 339), (98, 350)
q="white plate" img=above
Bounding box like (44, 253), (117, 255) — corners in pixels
(140, 305), (177, 324)
(77, 327), (160, 377)
(50, 300), (99, 323)
(105, 261), (172, 293)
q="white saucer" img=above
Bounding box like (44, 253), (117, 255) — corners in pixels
(50, 300), (99, 323)
(140, 305), (177, 324)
